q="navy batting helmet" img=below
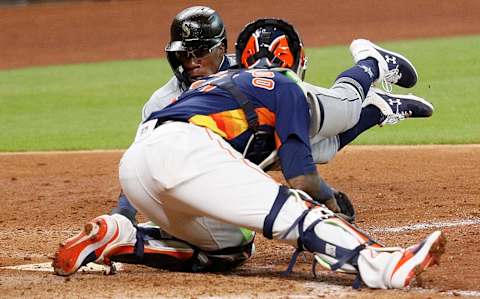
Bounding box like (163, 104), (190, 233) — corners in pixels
(166, 6), (227, 89)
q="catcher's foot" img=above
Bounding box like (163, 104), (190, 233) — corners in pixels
(52, 215), (119, 276)
(389, 230), (446, 288)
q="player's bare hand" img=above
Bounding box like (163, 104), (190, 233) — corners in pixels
(324, 197), (341, 213)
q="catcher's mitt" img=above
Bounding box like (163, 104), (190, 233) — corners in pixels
(333, 191), (356, 223)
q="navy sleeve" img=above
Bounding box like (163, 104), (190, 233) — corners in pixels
(278, 135), (316, 179)
(274, 81), (315, 179)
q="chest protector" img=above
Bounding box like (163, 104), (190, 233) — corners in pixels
(208, 70), (276, 166)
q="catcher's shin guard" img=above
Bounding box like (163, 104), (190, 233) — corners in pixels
(262, 188), (376, 278)
(303, 218), (446, 289)
(263, 188), (445, 289)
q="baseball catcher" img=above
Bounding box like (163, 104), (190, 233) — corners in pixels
(53, 17), (444, 290)
(113, 7), (433, 225)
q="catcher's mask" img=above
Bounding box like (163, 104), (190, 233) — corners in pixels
(235, 18), (307, 80)
(165, 6), (227, 90)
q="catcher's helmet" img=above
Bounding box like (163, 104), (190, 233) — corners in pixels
(235, 19), (307, 80)
(166, 6), (227, 89)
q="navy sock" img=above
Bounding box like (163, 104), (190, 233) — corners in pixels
(111, 191), (138, 223)
(357, 58), (379, 80)
(335, 58), (379, 98)
(117, 192), (136, 210)
(338, 105), (383, 150)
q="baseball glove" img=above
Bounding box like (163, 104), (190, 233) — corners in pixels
(333, 191), (356, 223)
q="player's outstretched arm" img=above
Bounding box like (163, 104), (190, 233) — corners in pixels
(287, 172), (340, 212)
(287, 173), (356, 223)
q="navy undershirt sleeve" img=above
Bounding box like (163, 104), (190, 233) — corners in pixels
(278, 135), (316, 179)
(272, 80), (316, 179)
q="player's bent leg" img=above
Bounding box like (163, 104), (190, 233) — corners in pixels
(264, 188), (446, 289)
(119, 143), (255, 254)
(118, 122), (445, 288)
(119, 122), (280, 245)
(109, 224), (255, 273)
(53, 214), (255, 276)
(303, 81), (363, 140)
(304, 52), (385, 146)
(309, 135), (340, 164)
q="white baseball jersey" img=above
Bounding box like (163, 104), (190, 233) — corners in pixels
(119, 94), (421, 290)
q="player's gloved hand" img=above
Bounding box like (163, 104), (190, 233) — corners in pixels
(333, 190), (356, 223)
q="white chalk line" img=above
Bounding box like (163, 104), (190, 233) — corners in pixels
(0, 261), (123, 274)
(445, 290), (480, 297)
(368, 217), (480, 233)
(2, 217), (480, 297)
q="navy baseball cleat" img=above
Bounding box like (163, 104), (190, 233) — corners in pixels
(350, 39), (418, 90)
(364, 88), (434, 126)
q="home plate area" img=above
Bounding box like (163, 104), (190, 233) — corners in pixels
(1, 262), (123, 274)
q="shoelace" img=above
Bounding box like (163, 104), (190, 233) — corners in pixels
(381, 110), (412, 126)
(382, 112), (408, 126)
(381, 66), (402, 93)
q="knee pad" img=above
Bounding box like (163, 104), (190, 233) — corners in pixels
(200, 239), (255, 272)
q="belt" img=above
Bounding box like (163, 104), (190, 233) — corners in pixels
(153, 119), (184, 129)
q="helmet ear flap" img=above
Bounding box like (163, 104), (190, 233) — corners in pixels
(241, 35), (259, 68)
(269, 35), (295, 68)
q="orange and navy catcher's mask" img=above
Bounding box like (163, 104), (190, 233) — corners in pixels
(235, 18), (307, 80)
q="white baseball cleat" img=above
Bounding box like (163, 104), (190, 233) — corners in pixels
(388, 230), (446, 288)
(52, 215), (120, 276)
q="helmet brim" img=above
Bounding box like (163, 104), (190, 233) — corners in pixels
(166, 41), (187, 52)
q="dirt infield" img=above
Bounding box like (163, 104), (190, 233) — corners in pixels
(2, 0), (480, 69)
(1, 146), (480, 298)
(1, 0), (480, 298)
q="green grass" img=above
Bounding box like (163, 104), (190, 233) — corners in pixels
(1, 35), (479, 151)
(0, 59), (171, 151)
